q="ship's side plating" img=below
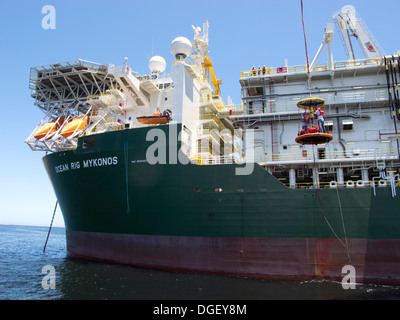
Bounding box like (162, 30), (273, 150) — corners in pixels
(43, 125), (400, 284)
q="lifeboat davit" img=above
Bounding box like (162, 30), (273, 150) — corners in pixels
(60, 115), (89, 139)
(137, 112), (171, 125)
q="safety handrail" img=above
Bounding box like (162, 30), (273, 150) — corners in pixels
(240, 57), (382, 78)
(189, 148), (398, 165)
(247, 147), (398, 163)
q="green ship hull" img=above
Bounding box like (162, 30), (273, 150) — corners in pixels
(44, 125), (400, 284)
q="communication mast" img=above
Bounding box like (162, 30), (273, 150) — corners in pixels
(192, 20), (222, 96)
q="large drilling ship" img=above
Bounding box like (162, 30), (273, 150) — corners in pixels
(26, 6), (400, 285)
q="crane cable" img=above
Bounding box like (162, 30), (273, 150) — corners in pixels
(300, 0), (312, 94)
(302, 0), (351, 263)
(301, 0), (310, 75)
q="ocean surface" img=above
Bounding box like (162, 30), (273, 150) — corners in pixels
(1, 224), (400, 301)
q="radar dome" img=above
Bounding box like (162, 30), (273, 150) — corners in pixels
(171, 37), (192, 60)
(149, 56), (166, 74)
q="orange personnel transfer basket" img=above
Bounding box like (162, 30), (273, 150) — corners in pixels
(295, 98), (333, 145)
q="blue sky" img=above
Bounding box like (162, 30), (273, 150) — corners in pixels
(0, 0), (399, 227)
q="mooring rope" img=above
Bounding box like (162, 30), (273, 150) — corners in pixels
(334, 180), (351, 262)
(312, 145), (351, 263)
(43, 200), (58, 253)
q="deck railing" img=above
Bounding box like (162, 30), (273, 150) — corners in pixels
(240, 58), (383, 78)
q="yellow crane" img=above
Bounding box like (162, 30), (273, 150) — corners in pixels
(202, 50), (222, 96)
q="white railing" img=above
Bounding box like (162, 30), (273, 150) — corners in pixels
(251, 148), (398, 165)
(235, 88), (388, 116)
(240, 57), (383, 78)
(190, 148), (398, 166)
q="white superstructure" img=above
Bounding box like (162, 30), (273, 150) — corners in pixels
(25, 6), (400, 191)
(237, 5), (399, 189)
(25, 20), (239, 165)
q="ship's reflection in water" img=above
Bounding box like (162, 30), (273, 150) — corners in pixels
(56, 257), (400, 300)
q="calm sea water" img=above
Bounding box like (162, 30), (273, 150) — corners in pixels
(1, 224), (400, 301)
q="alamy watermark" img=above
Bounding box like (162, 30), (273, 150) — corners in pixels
(41, 5), (56, 30)
(341, 265), (356, 290)
(145, 125), (255, 176)
(41, 265), (56, 290)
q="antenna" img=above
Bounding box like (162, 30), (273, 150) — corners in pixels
(202, 20), (209, 45)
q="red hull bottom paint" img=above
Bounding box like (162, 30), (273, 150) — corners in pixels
(66, 230), (400, 285)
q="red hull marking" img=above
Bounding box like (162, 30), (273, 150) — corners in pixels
(66, 230), (400, 285)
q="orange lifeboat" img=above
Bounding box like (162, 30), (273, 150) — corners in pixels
(137, 111), (171, 125)
(34, 116), (69, 140)
(60, 115), (89, 139)
(34, 121), (58, 140)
